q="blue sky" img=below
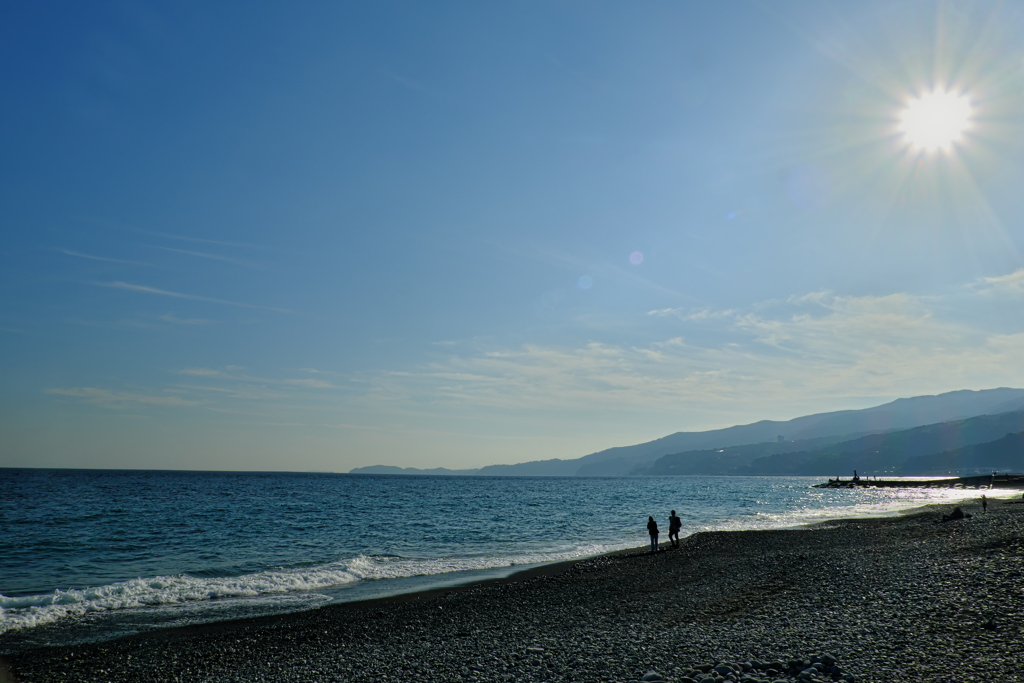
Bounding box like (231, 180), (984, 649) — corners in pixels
(3, 1), (1024, 472)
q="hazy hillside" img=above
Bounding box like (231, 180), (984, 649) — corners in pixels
(724, 410), (1024, 476)
(899, 432), (1024, 475)
(633, 434), (876, 476)
(348, 388), (1024, 476)
(566, 388), (1024, 476)
(746, 387), (1024, 444)
(349, 465), (480, 476)
(476, 459), (580, 476)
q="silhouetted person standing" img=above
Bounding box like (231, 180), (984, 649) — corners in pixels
(982, 494), (987, 512)
(647, 516), (659, 553)
(668, 510), (681, 548)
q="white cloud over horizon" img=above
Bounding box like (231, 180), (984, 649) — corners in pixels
(371, 282), (1024, 420)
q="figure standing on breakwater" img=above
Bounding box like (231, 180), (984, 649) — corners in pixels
(853, 469), (860, 482)
(647, 516), (659, 553)
(982, 494), (988, 512)
(668, 510), (681, 548)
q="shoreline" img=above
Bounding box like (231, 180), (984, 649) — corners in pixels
(4, 476), (1016, 651)
(0, 497), (954, 653)
(4, 497), (1023, 682)
(0, 540), (653, 657)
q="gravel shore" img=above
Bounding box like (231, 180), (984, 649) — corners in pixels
(3, 499), (1023, 683)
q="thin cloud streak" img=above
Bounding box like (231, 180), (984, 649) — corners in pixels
(158, 313), (214, 325)
(175, 367), (336, 396)
(381, 67), (437, 96)
(133, 227), (274, 252)
(155, 246), (267, 270)
(47, 387), (201, 407)
(60, 249), (152, 267)
(283, 378), (334, 389)
(99, 282), (294, 313)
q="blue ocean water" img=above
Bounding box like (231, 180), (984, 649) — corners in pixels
(0, 469), (1003, 651)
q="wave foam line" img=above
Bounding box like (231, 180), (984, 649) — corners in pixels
(0, 544), (632, 635)
(341, 543), (627, 582)
(0, 563), (362, 634)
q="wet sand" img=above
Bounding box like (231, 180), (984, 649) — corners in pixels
(3, 499), (1023, 682)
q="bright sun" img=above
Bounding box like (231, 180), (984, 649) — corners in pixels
(898, 90), (972, 153)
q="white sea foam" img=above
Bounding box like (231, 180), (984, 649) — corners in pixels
(341, 544), (625, 583)
(0, 544), (629, 635)
(0, 564), (360, 634)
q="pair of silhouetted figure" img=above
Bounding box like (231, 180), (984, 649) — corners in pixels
(647, 510), (682, 552)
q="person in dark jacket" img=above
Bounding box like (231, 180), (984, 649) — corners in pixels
(668, 510), (682, 548)
(647, 515), (659, 553)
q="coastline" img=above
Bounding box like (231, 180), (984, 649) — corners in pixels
(4, 498), (1023, 682)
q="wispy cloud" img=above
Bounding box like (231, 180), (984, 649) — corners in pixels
(99, 281), (293, 313)
(359, 277), (1024, 425)
(976, 268), (1024, 295)
(175, 383), (292, 402)
(72, 312), (216, 329)
(728, 291), (942, 352)
(155, 246), (266, 270)
(283, 378), (334, 389)
(648, 307), (737, 321)
(177, 367), (335, 391)
(380, 67), (436, 95)
(132, 228), (273, 252)
(60, 249), (152, 267)
(47, 387), (201, 407)
(179, 367), (236, 378)
(158, 313), (214, 325)
(46, 272), (1024, 439)
(71, 317), (159, 330)
(47, 364), (340, 420)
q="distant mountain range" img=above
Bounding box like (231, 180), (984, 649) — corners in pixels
(348, 387), (1024, 477)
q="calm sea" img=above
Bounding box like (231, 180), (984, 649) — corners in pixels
(0, 469), (1001, 652)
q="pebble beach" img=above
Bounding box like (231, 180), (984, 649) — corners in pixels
(3, 499), (1023, 683)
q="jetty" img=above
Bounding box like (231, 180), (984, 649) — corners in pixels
(813, 473), (1024, 489)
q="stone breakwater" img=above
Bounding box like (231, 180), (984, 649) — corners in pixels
(3, 500), (1023, 682)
